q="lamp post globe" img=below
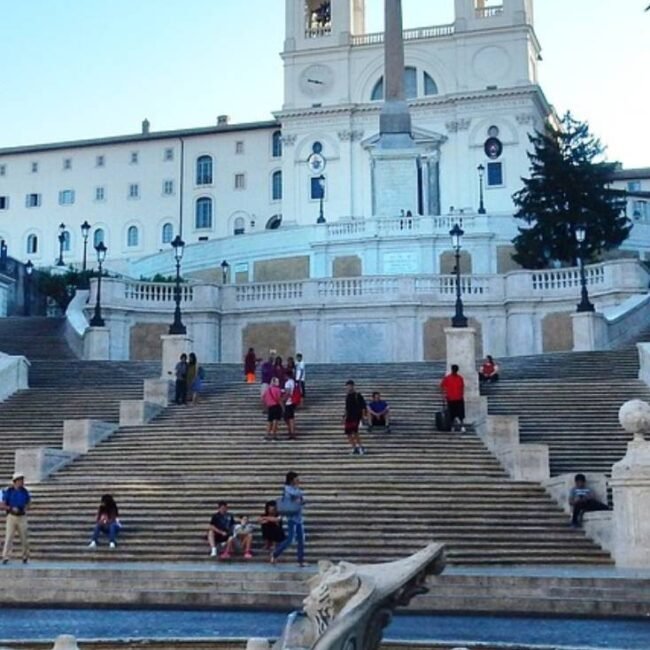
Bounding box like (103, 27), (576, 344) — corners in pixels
(575, 224), (595, 313)
(90, 241), (107, 327)
(169, 235), (187, 335)
(449, 223), (468, 328)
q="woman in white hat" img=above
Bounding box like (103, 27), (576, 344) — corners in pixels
(2, 472), (31, 564)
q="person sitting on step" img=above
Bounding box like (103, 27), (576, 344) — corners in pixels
(219, 515), (254, 560)
(569, 473), (609, 527)
(208, 501), (235, 557)
(367, 392), (391, 432)
(259, 500), (285, 553)
(88, 494), (121, 549)
(479, 355), (500, 383)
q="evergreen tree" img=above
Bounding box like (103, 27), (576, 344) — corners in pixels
(512, 112), (630, 269)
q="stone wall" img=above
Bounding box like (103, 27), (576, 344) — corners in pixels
(423, 317), (483, 361)
(497, 245), (521, 273)
(253, 256), (310, 282)
(130, 323), (169, 360)
(242, 321), (296, 360)
(333, 255), (362, 278)
(542, 312), (573, 352)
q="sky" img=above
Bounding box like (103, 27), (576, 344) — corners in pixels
(0, 0), (648, 167)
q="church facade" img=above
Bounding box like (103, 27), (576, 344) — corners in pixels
(0, 0), (647, 283)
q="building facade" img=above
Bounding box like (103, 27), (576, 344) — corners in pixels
(0, 0), (647, 282)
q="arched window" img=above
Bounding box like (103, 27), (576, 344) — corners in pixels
(196, 155), (213, 185)
(62, 231), (71, 252)
(127, 225), (139, 247)
(371, 66), (419, 101)
(93, 228), (105, 247)
(26, 234), (38, 254)
(272, 170), (283, 201)
(266, 214), (282, 230)
(424, 72), (438, 96)
(272, 130), (282, 158)
(162, 222), (173, 244)
(195, 197), (213, 229)
(233, 216), (245, 236)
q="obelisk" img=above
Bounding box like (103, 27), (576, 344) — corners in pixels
(371, 0), (420, 216)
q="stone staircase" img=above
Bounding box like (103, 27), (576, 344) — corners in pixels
(22, 363), (609, 566)
(483, 349), (650, 476)
(0, 317), (76, 359)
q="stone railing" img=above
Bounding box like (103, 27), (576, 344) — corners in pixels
(351, 23), (454, 47)
(124, 280), (194, 303)
(475, 5), (504, 18)
(305, 26), (332, 39)
(0, 352), (29, 402)
(326, 214), (478, 239)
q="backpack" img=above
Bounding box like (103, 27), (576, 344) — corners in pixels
(291, 383), (302, 407)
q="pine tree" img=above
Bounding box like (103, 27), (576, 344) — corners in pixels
(512, 112), (630, 269)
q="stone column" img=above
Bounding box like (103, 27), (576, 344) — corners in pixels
(610, 399), (650, 568)
(444, 327), (479, 399)
(83, 326), (110, 361)
(161, 334), (193, 379)
(571, 311), (607, 352)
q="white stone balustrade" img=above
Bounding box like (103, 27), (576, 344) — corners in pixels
(0, 352), (29, 402)
(351, 23), (455, 47)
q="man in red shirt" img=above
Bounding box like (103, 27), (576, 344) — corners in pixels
(440, 364), (466, 432)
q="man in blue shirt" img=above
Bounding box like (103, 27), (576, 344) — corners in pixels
(207, 501), (235, 557)
(2, 472), (31, 564)
(367, 392), (391, 432)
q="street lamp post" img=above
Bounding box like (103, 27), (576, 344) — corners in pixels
(317, 175), (326, 224)
(90, 242), (107, 326)
(80, 221), (91, 272)
(169, 235), (187, 335)
(477, 164), (486, 215)
(0, 239), (7, 272)
(220, 259), (230, 285)
(24, 260), (34, 316)
(57, 223), (66, 266)
(575, 224), (595, 313)
(450, 223), (468, 328)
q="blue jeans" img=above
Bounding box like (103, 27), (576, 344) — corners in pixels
(92, 522), (120, 544)
(273, 519), (304, 563)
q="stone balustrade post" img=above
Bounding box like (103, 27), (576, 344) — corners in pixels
(571, 311), (608, 352)
(160, 334), (193, 379)
(638, 343), (650, 388)
(83, 326), (110, 360)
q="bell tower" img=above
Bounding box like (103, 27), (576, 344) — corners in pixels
(284, 0), (365, 52)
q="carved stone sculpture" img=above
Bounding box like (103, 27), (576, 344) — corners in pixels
(251, 542), (445, 650)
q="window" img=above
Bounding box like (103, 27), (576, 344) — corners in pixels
(164, 148), (174, 161)
(272, 130), (282, 158)
(266, 214), (282, 230)
(31, 162), (38, 173)
(486, 161), (504, 187)
(163, 180), (174, 195)
(61, 230), (71, 252)
(0, 196), (8, 210)
(633, 200), (648, 219)
(58, 189), (75, 205)
(423, 72), (438, 96)
(627, 181), (641, 192)
(310, 176), (326, 200)
(0, 164), (6, 176)
(93, 228), (105, 247)
(63, 158), (72, 170)
(96, 155), (105, 167)
(127, 225), (139, 247)
(233, 216), (245, 235)
(234, 173), (246, 190)
(128, 183), (140, 199)
(130, 151), (139, 164)
(95, 186), (105, 201)
(196, 155), (213, 185)
(162, 222), (174, 244)
(195, 197), (213, 229)
(25, 193), (41, 208)
(371, 67), (418, 101)
(235, 141), (244, 154)
(26, 234), (38, 254)
(272, 170), (283, 201)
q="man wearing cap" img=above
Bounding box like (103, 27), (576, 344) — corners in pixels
(2, 472), (31, 564)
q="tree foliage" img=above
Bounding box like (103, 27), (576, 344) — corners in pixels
(512, 112), (630, 269)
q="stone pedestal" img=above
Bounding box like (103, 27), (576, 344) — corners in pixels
(53, 635), (80, 650)
(638, 343), (650, 387)
(161, 334), (193, 379)
(611, 437), (650, 568)
(83, 326), (110, 361)
(62, 419), (118, 454)
(572, 311), (607, 352)
(370, 147), (419, 217)
(15, 447), (77, 483)
(144, 378), (174, 407)
(444, 327), (479, 400)
(119, 400), (163, 427)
